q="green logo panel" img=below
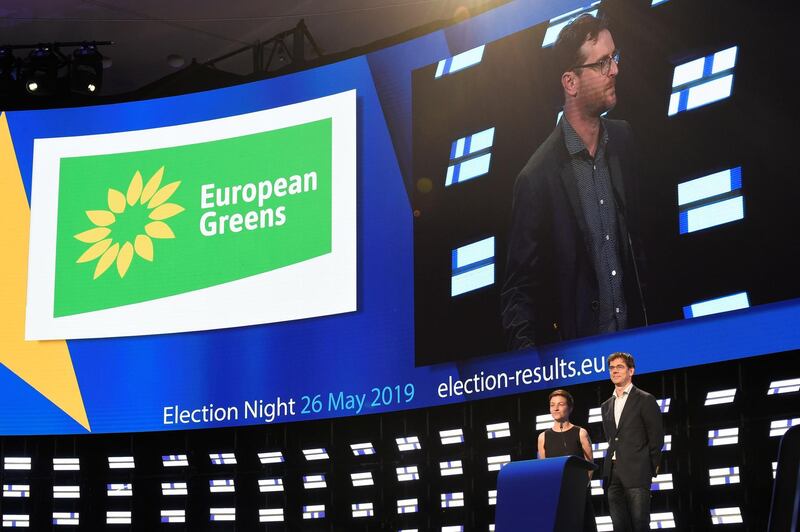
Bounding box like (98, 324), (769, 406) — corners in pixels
(54, 118), (332, 317)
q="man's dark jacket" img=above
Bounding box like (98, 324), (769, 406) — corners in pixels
(501, 118), (646, 349)
(600, 385), (664, 488)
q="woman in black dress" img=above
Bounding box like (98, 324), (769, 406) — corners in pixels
(537, 389), (597, 532)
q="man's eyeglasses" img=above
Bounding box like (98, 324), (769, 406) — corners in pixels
(572, 51), (620, 76)
(608, 364), (628, 372)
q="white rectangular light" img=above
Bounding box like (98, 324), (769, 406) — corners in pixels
(435, 45), (485, 78)
(657, 398), (671, 413)
(772, 462), (778, 480)
(651, 512), (676, 528)
(451, 237), (495, 297)
(592, 442), (609, 459)
(397, 498), (418, 514)
(303, 448), (329, 461)
(3, 514), (29, 527)
(591, 479), (604, 496)
(669, 47), (737, 116)
(708, 428), (739, 446)
(439, 460), (463, 477)
(596, 515), (613, 532)
(350, 442), (375, 456)
(162, 454), (188, 467)
(107, 483), (132, 497)
(4, 457), (31, 471)
(258, 478), (283, 493)
(663, 435), (672, 452)
(106, 511), (131, 525)
(442, 527), (464, 532)
(486, 422), (511, 439)
(258, 451), (284, 464)
(302, 504), (325, 520)
(685, 292), (749, 319)
(441, 492), (464, 508)
(488, 490), (497, 506)
(536, 414), (552, 431)
(351, 471), (374, 487)
(53, 458), (80, 471)
(108, 456), (135, 469)
(210, 508), (235, 522)
(53, 485), (80, 499)
(710, 507), (743, 525)
(209, 479), (235, 493)
(709, 466), (740, 485)
(768, 378), (800, 395)
(588, 408), (602, 423)
(396, 436), (421, 452)
(303, 474), (327, 489)
(209, 452), (236, 465)
(770, 418), (800, 438)
(397, 465), (420, 482)
(651, 474), (673, 491)
(440, 428), (465, 445)
(3, 484), (30, 498)
(681, 196), (744, 234)
(259, 508), (284, 523)
(487, 454), (511, 472)
(161, 482), (188, 496)
(160, 510), (185, 524)
(53, 512), (79, 526)
(351, 502), (374, 518)
(705, 388), (737, 406)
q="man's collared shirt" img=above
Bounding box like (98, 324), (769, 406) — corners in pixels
(561, 117), (627, 332)
(611, 382), (634, 460)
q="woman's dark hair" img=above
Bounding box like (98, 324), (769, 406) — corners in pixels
(548, 389), (574, 409)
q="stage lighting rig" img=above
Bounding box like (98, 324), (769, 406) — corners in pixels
(19, 46), (66, 96)
(71, 44), (103, 94)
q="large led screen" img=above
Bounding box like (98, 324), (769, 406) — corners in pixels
(1, 0), (798, 435)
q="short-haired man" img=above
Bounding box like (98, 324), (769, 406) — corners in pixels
(501, 14), (646, 349)
(600, 352), (663, 532)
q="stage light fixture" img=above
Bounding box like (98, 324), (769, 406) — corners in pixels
(650, 513), (676, 528)
(663, 434), (673, 451)
(351, 471), (374, 487)
(53, 512), (79, 526)
(769, 418), (800, 437)
(107, 483), (132, 497)
(768, 377), (800, 394)
(657, 398), (671, 413)
(107, 456), (134, 469)
(535, 413), (551, 430)
(302, 504), (325, 519)
(441, 492), (464, 508)
(2, 515), (29, 528)
(396, 436), (422, 452)
(435, 44), (485, 78)
(303, 474), (326, 489)
(352, 502), (374, 518)
(396, 465), (420, 482)
(162, 454), (188, 467)
(53, 485), (79, 499)
(209, 508), (235, 522)
(709, 466), (740, 485)
(106, 511), (131, 525)
(439, 428), (464, 445)
(53, 458), (80, 471)
(588, 407), (602, 423)
(487, 454), (511, 472)
(590, 479), (604, 496)
(350, 442), (375, 456)
(439, 460), (463, 476)
(209, 479), (235, 493)
(708, 427), (739, 446)
(488, 489), (497, 505)
(486, 421), (511, 439)
(258, 451), (284, 464)
(3, 484), (29, 497)
(596, 515), (613, 531)
(259, 508), (284, 523)
(4, 457), (31, 470)
(397, 498), (418, 514)
(161, 482), (187, 496)
(442, 527), (464, 532)
(19, 46), (62, 96)
(592, 442), (609, 459)
(70, 44), (103, 95)
(651, 473), (674, 491)
(710, 507), (742, 525)
(258, 478), (284, 493)
(302, 447), (329, 461)
(209, 452), (236, 465)
(160, 510), (185, 524)
(705, 388), (737, 406)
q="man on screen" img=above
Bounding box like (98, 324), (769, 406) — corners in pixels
(501, 14), (646, 349)
(600, 352), (663, 532)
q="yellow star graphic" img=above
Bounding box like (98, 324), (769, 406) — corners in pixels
(0, 112), (90, 432)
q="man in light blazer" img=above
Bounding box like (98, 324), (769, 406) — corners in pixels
(601, 352), (663, 532)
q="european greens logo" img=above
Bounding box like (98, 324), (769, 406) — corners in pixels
(74, 167), (183, 279)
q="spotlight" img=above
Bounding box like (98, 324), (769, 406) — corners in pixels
(19, 46), (62, 96)
(70, 44), (103, 95)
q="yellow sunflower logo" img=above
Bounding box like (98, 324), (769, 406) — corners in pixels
(74, 166), (184, 279)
